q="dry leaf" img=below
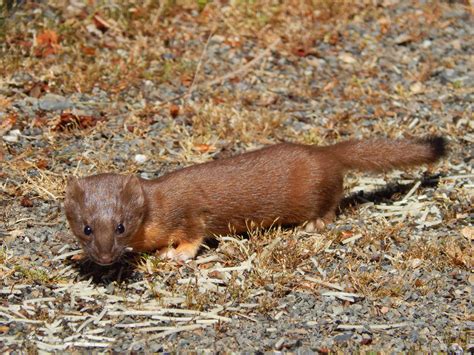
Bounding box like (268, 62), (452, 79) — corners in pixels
(180, 74), (193, 87)
(35, 29), (60, 57)
(169, 104), (180, 118)
(37, 30), (59, 46)
(36, 158), (49, 170)
(81, 45), (96, 56)
(53, 112), (102, 131)
(20, 196), (34, 208)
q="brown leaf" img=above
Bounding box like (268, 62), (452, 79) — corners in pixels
(81, 45), (96, 56)
(37, 30), (59, 46)
(169, 104), (180, 118)
(53, 113), (102, 131)
(20, 196), (34, 208)
(180, 74), (193, 87)
(35, 29), (60, 57)
(0, 113), (17, 135)
(36, 158), (49, 170)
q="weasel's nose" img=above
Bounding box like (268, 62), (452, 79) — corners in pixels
(97, 254), (115, 265)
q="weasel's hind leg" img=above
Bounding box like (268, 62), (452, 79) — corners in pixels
(304, 175), (343, 233)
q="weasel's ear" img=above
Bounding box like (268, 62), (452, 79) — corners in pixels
(65, 176), (84, 202)
(64, 176), (86, 219)
(121, 175), (145, 210)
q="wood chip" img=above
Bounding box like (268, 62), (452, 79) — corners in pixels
(341, 234), (363, 245)
(304, 276), (345, 291)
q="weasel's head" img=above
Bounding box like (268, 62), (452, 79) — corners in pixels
(64, 173), (146, 266)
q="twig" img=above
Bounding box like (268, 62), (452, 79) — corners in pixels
(157, 38), (281, 106)
(337, 322), (411, 331)
(187, 29), (215, 98)
(304, 276), (345, 291)
(200, 38), (281, 89)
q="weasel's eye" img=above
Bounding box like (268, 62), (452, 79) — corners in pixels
(84, 225), (93, 236)
(116, 223), (125, 234)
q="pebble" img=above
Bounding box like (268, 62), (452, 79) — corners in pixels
(3, 129), (21, 143)
(38, 94), (71, 111)
(274, 337), (285, 350)
(333, 333), (352, 343)
(134, 154), (148, 164)
(338, 53), (357, 64)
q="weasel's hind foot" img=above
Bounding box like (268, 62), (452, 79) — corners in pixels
(304, 212), (336, 233)
(304, 219), (326, 233)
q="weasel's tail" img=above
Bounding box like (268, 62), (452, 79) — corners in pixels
(328, 136), (446, 172)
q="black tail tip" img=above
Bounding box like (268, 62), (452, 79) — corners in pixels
(424, 136), (447, 159)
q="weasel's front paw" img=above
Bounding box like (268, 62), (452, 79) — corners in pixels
(163, 248), (194, 262)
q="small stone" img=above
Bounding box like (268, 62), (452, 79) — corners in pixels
(332, 305), (344, 316)
(410, 82), (424, 94)
(274, 337), (285, 350)
(149, 342), (162, 352)
(449, 343), (464, 354)
(333, 333), (352, 343)
(394, 33), (412, 45)
(338, 53), (357, 64)
(421, 40), (432, 48)
(134, 154), (148, 164)
(3, 129), (21, 143)
(39, 94), (71, 111)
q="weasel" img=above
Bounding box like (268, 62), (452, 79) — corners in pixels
(64, 136), (446, 265)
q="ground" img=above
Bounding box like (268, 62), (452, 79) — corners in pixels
(0, 0), (473, 352)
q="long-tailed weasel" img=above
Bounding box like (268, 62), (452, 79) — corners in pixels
(64, 136), (446, 265)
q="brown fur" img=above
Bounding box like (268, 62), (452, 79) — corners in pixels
(64, 136), (446, 265)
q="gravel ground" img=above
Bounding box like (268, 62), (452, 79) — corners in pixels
(0, 1), (473, 352)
